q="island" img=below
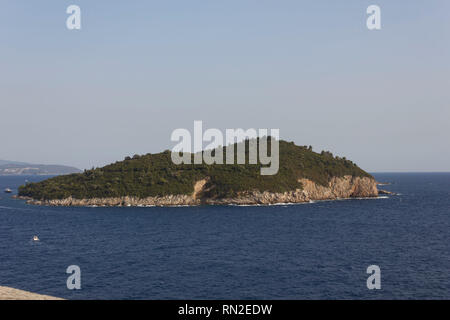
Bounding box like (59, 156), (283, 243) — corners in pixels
(17, 140), (379, 206)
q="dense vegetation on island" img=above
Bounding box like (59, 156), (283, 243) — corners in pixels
(18, 140), (372, 200)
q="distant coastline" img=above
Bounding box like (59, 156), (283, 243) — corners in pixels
(0, 160), (81, 176)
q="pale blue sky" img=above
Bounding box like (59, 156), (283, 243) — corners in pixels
(1, 1), (449, 171)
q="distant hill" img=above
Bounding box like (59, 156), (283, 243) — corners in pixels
(18, 140), (376, 205)
(0, 160), (29, 166)
(0, 160), (81, 176)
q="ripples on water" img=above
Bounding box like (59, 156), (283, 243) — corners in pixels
(0, 173), (449, 299)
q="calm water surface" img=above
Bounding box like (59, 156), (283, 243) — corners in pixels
(0, 173), (449, 299)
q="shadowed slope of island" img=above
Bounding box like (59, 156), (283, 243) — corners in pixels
(0, 286), (63, 300)
(17, 140), (378, 206)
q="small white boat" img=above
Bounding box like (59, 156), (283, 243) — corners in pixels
(33, 236), (40, 242)
(4, 188), (12, 193)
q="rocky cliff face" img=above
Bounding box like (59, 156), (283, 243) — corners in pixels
(21, 175), (378, 207)
(206, 176), (378, 205)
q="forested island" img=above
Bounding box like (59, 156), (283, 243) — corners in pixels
(18, 140), (378, 206)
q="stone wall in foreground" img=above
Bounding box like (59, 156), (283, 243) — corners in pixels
(0, 286), (63, 300)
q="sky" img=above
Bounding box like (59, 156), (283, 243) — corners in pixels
(0, 0), (449, 172)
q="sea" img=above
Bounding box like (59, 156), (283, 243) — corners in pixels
(0, 173), (449, 299)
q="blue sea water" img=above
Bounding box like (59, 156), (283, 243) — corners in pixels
(0, 173), (449, 300)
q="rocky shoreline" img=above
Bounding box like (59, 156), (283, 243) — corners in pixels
(0, 286), (63, 300)
(17, 175), (379, 207)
